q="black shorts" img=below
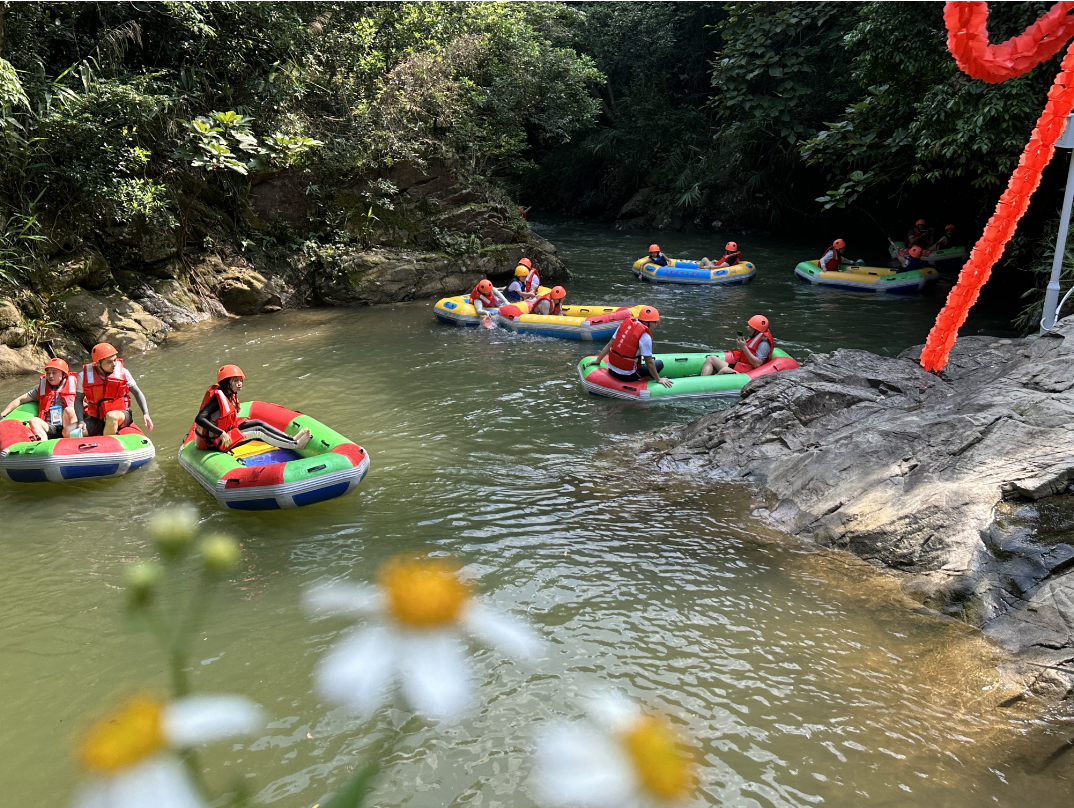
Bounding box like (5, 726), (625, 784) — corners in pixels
(44, 423), (64, 440)
(608, 358), (664, 383)
(84, 409), (133, 436)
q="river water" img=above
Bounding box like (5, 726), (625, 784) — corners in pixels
(2, 221), (1071, 807)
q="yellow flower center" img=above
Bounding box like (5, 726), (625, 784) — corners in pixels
(379, 557), (471, 629)
(80, 697), (166, 773)
(620, 714), (696, 802)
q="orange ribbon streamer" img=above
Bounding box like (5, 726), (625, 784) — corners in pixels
(920, 2), (1074, 372)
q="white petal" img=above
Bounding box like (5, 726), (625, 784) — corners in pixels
(588, 692), (642, 733)
(398, 631), (471, 719)
(464, 603), (542, 659)
(533, 725), (637, 807)
(303, 581), (379, 617)
(163, 695), (263, 747)
(72, 757), (206, 808)
(315, 626), (396, 713)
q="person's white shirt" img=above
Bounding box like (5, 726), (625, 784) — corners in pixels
(609, 331), (653, 376)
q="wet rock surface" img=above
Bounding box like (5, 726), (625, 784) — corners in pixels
(650, 319), (1074, 700)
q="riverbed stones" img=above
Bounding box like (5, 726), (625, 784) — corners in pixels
(52, 290), (168, 355)
(38, 248), (112, 294)
(0, 344), (47, 379)
(652, 318), (1074, 698)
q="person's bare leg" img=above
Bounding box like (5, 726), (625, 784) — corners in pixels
(28, 417), (50, 441)
(62, 406), (78, 437)
(701, 355), (729, 376)
(104, 410), (124, 436)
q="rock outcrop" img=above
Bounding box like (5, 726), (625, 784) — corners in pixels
(652, 320), (1074, 700)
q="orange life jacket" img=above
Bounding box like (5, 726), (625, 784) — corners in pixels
(729, 329), (775, 373)
(608, 318), (652, 374)
(525, 269), (540, 294)
(719, 251), (741, 266)
(821, 247), (843, 271)
(194, 384), (247, 451)
(469, 285), (498, 308)
(80, 359), (131, 419)
(531, 293), (561, 316)
(38, 373), (77, 424)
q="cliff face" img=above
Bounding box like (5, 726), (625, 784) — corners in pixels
(0, 162), (564, 378)
(650, 320), (1074, 701)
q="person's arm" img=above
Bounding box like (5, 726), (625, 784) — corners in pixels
(126, 371), (154, 431)
(1, 390), (35, 418)
(740, 339), (771, 369)
(493, 289), (509, 306)
(645, 355), (673, 387)
(587, 339), (613, 368)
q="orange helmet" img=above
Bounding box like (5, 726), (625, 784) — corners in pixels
(725, 241), (738, 251)
(637, 306), (660, 323)
(833, 238), (846, 250)
(217, 364), (245, 383)
(518, 257), (532, 268)
(649, 244), (660, 252)
(916, 218), (926, 226)
(909, 246), (923, 257)
(551, 286), (566, 300)
(748, 314), (769, 331)
(515, 266), (529, 277)
(91, 342), (118, 363)
(44, 357), (69, 374)
(945, 224), (955, 230)
(477, 279), (493, 294)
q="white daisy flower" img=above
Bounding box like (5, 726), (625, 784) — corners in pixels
(72, 694), (264, 808)
(305, 555), (541, 719)
(533, 694), (698, 808)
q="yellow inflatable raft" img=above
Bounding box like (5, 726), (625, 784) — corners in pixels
(433, 286), (552, 327)
(497, 302), (648, 341)
(794, 260), (938, 294)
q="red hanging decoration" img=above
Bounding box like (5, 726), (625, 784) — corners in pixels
(920, 2), (1074, 372)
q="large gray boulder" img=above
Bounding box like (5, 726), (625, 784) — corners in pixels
(52, 290), (167, 355)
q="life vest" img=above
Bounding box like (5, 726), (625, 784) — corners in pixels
(194, 384), (247, 451)
(719, 251), (741, 266)
(469, 285), (498, 308)
(531, 293), (561, 316)
(729, 329), (775, 373)
(80, 359), (131, 419)
(504, 280), (524, 303)
(38, 373), (77, 425)
(525, 269), (540, 294)
(821, 247), (843, 271)
(608, 318), (652, 374)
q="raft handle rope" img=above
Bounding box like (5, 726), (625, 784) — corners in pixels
(1040, 284), (1074, 331)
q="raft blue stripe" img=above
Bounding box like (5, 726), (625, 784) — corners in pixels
(293, 482), (352, 507)
(6, 468), (48, 483)
(226, 497), (281, 511)
(61, 463), (120, 479)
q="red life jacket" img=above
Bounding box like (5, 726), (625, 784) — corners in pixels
(729, 330), (775, 373)
(531, 293), (561, 316)
(38, 373), (77, 421)
(469, 285), (498, 308)
(525, 269), (540, 294)
(80, 359), (131, 419)
(608, 318), (652, 374)
(821, 247), (843, 271)
(719, 251), (741, 266)
(194, 384), (247, 451)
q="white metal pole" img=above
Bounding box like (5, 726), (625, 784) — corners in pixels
(1041, 115), (1074, 333)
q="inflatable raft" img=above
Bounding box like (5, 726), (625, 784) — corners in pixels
(632, 258), (756, 286)
(887, 240), (968, 268)
(179, 401), (369, 510)
(577, 350), (799, 402)
(794, 260), (938, 294)
(496, 302), (648, 341)
(434, 286), (551, 327)
(0, 403), (154, 483)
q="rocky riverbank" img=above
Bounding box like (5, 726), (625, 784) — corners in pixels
(0, 160), (564, 379)
(649, 318), (1074, 703)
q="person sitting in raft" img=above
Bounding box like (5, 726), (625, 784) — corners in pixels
(1, 357), (81, 441)
(906, 219), (931, 248)
(898, 245), (924, 271)
(588, 306), (673, 388)
(469, 279), (508, 314)
(194, 364), (312, 452)
(820, 238), (855, 271)
(647, 244), (669, 266)
(700, 315), (774, 376)
(714, 241), (742, 268)
(75, 342), (153, 437)
(519, 257), (541, 297)
(699, 257), (715, 269)
(530, 286), (566, 316)
(928, 224), (956, 251)
(503, 266), (529, 303)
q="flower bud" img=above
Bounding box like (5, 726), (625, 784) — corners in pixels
(125, 561), (163, 609)
(147, 507), (199, 560)
(199, 534), (241, 576)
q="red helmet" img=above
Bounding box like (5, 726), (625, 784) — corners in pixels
(551, 286), (566, 300)
(518, 257), (532, 268)
(725, 241), (738, 251)
(833, 238), (846, 250)
(909, 246), (923, 258)
(637, 306), (660, 323)
(477, 279), (493, 294)
(747, 314), (769, 331)
(91, 342), (118, 363)
(945, 224), (955, 230)
(915, 218), (926, 226)
(649, 244), (660, 252)
(217, 364), (245, 383)
(44, 357), (69, 374)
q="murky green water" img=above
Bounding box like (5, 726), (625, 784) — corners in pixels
(2, 222), (1070, 807)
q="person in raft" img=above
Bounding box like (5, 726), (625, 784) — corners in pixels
(928, 223), (956, 251)
(820, 238), (856, 271)
(588, 306), (673, 388)
(194, 364), (312, 452)
(699, 315), (774, 376)
(530, 286), (566, 316)
(503, 266), (529, 303)
(647, 244), (669, 266)
(905, 218), (931, 248)
(1, 357), (81, 441)
(713, 241), (742, 268)
(898, 245), (924, 271)
(469, 279), (509, 314)
(74, 342), (153, 437)
(520, 257), (541, 296)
